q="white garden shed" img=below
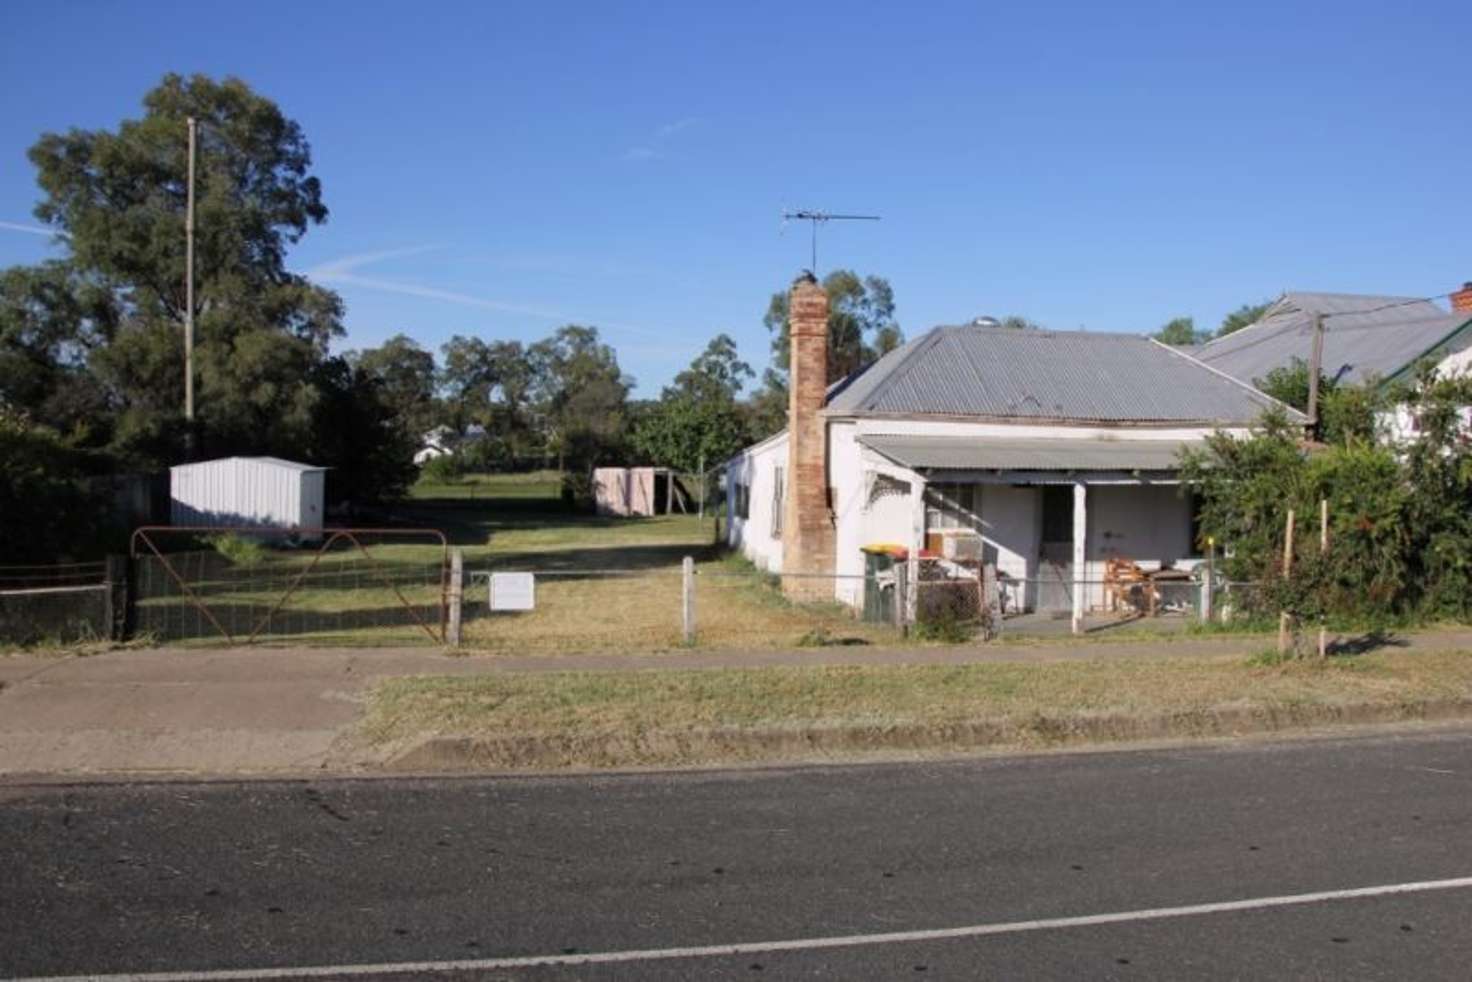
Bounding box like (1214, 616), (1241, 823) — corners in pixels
(170, 456), (327, 535)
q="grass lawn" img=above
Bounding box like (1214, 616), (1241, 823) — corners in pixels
(133, 471), (894, 651)
(362, 648), (1472, 769)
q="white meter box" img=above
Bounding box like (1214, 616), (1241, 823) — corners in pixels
(489, 572), (536, 611)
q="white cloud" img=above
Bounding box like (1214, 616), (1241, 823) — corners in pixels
(657, 117), (700, 139)
(623, 117), (702, 163)
(0, 220), (64, 238)
(304, 246), (670, 340)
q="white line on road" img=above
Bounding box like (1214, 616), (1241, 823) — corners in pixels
(15, 875), (1472, 981)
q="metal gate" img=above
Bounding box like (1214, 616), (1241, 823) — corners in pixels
(129, 526), (450, 645)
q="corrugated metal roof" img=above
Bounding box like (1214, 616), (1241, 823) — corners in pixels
(1192, 292), (1472, 386)
(825, 326), (1301, 424)
(171, 455), (326, 473)
(859, 434), (1204, 472)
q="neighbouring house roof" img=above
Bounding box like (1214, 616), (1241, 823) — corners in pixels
(858, 434), (1205, 472)
(1191, 292), (1472, 387)
(825, 325), (1303, 424)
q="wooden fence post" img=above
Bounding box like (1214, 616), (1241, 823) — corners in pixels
(682, 555), (695, 645)
(1318, 498), (1328, 660)
(446, 549), (464, 647)
(982, 561), (1002, 641)
(1200, 545), (1213, 625)
(1278, 508), (1295, 657)
(104, 554), (128, 642)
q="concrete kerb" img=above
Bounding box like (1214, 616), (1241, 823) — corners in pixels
(5, 631), (1472, 779)
(385, 698), (1472, 773)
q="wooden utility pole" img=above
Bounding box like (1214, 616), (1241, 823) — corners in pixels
(1318, 498), (1329, 660)
(1306, 312), (1325, 437)
(184, 116), (197, 442)
(1278, 508), (1296, 656)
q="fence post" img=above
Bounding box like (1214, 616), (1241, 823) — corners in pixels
(682, 555), (696, 645)
(1199, 560), (1212, 625)
(104, 554), (128, 642)
(446, 549), (464, 647)
(894, 560), (909, 636)
(1278, 508), (1296, 657)
(982, 562), (1002, 641)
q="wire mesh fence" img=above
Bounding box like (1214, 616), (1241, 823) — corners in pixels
(462, 567), (685, 653)
(129, 527), (449, 646)
(0, 561), (115, 647)
(458, 558), (1264, 653)
(694, 569), (900, 648)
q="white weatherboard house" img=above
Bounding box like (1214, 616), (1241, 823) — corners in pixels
(726, 275), (1306, 629)
(170, 456), (327, 535)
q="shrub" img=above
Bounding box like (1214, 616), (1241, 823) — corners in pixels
(560, 470), (594, 511)
(419, 454), (462, 484)
(204, 533), (267, 567)
(914, 579), (980, 643)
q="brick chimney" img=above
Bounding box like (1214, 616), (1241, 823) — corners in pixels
(783, 272), (835, 598)
(1452, 282), (1472, 314)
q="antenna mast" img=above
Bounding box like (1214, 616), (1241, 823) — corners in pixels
(781, 209), (880, 272)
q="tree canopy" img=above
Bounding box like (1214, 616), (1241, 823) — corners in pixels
(1218, 300), (1272, 338)
(1253, 358), (1380, 445)
(9, 73), (348, 468)
(631, 334), (754, 473)
(1152, 316), (1209, 346)
(763, 270), (902, 385)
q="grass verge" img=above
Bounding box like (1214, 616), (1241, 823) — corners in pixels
(361, 648), (1472, 770)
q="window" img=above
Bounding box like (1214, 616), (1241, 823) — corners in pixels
(734, 483), (749, 520)
(771, 466), (785, 538)
(925, 483), (979, 532)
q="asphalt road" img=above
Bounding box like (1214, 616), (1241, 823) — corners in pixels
(4, 728), (1472, 980)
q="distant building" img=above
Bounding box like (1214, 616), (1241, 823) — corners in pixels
(1191, 287), (1472, 388)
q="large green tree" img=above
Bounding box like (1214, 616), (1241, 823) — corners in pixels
(0, 261), (116, 438)
(631, 334), (754, 472)
(763, 270), (902, 385)
(350, 334), (438, 436)
(20, 73), (344, 464)
(526, 325), (632, 470)
(439, 336), (535, 455)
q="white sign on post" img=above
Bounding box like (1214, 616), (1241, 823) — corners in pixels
(489, 572), (536, 611)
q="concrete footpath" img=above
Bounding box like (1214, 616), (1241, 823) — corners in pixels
(3, 629), (1472, 779)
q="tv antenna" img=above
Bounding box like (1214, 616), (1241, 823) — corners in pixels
(781, 209), (880, 272)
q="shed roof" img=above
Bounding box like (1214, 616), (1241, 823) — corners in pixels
(825, 325), (1302, 424)
(1191, 292), (1472, 386)
(858, 434), (1204, 472)
(170, 455), (327, 473)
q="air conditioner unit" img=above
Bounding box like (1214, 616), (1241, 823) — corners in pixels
(940, 532), (983, 561)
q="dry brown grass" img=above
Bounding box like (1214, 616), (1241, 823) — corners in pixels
(362, 648), (1472, 769)
(460, 564), (895, 654)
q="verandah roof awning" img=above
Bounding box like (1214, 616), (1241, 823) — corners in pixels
(857, 434), (1204, 472)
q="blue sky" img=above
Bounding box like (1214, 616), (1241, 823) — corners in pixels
(3, 0), (1469, 397)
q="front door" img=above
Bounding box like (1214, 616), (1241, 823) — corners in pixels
(1037, 485), (1074, 612)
